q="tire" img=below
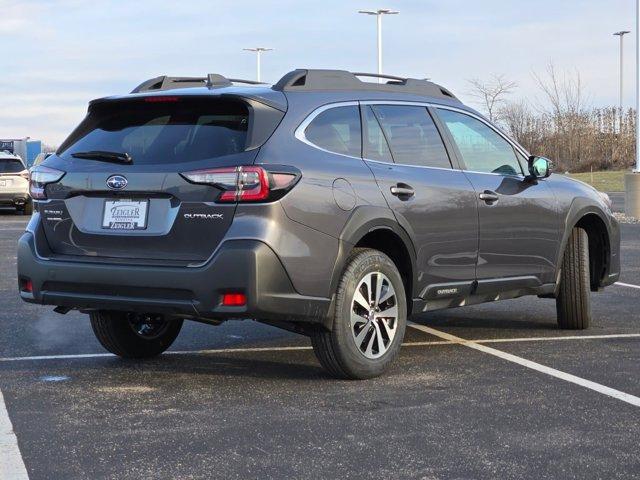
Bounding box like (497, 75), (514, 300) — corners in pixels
(23, 201), (33, 215)
(312, 248), (407, 379)
(90, 310), (183, 358)
(556, 227), (591, 329)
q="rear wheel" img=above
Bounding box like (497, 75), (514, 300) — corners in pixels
(311, 248), (407, 379)
(556, 227), (591, 329)
(90, 311), (183, 358)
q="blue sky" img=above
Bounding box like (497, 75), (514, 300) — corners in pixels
(0, 0), (636, 145)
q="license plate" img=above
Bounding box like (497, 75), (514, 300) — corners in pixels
(102, 199), (149, 230)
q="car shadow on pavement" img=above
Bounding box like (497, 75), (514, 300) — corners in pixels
(412, 308), (560, 332)
(87, 353), (330, 382)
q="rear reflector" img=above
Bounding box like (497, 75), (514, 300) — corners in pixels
(21, 279), (33, 293)
(222, 293), (246, 306)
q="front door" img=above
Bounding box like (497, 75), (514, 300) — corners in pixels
(361, 104), (479, 302)
(434, 108), (560, 292)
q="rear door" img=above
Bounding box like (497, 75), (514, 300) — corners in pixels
(41, 96), (262, 264)
(362, 103), (479, 301)
(434, 108), (559, 289)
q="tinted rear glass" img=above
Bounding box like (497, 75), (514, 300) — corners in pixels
(58, 98), (249, 164)
(304, 106), (361, 157)
(0, 159), (25, 173)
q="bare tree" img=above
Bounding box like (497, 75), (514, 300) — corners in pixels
(466, 74), (518, 122)
(532, 62), (590, 170)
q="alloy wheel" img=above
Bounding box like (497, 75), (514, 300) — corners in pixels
(350, 271), (398, 359)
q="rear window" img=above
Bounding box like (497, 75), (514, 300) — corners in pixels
(303, 106), (361, 157)
(0, 159), (25, 173)
(58, 98), (249, 164)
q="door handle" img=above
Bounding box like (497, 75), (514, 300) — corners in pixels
(479, 190), (499, 203)
(390, 185), (415, 198)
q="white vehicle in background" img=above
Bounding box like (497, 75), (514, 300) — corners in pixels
(0, 150), (32, 214)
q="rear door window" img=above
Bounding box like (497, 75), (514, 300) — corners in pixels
(437, 109), (523, 176)
(58, 98), (249, 164)
(371, 105), (451, 168)
(0, 159), (25, 173)
(303, 105), (361, 157)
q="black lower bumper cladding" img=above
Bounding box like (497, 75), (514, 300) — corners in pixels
(18, 232), (330, 325)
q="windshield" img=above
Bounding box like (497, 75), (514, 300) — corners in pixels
(58, 98), (249, 165)
(0, 159), (25, 173)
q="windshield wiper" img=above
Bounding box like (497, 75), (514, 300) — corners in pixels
(71, 150), (133, 164)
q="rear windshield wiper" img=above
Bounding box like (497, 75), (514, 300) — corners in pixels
(71, 150), (133, 164)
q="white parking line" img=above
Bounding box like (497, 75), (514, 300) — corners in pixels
(615, 281), (640, 290)
(408, 323), (640, 408)
(475, 333), (640, 344)
(0, 334), (638, 363)
(0, 343), (443, 363)
(0, 390), (29, 480)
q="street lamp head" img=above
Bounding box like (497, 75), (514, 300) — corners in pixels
(613, 31), (631, 36)
(358, 9), (399, 15)
(243, 47), (274, 52)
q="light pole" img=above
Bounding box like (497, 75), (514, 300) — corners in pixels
(626, 0), (640, 217)
(636, 0), (640, 174)
(242, 47), (273, 82)
(613, 31), (630, 131)
(358, 9), (399, 82)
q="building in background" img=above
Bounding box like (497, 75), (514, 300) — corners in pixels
(0, 138), (42, 167)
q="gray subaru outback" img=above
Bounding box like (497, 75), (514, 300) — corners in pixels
(18, 69), (620, 378)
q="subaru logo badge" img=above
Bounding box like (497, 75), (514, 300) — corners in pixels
(106, 175), (127, 190)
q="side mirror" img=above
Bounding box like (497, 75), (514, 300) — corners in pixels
(527, 156), (552, 179)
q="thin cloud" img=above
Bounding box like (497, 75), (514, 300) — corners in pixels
(0, 0), (634, 144)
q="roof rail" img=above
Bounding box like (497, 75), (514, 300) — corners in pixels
(272, 69), (458, 101)
(130, 75), (266, 93)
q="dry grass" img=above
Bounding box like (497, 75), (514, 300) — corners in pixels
(564, 170), (627, 192)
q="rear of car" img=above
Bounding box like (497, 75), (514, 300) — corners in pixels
(18, 89), (325, 322)
(0, 152), (31, 214)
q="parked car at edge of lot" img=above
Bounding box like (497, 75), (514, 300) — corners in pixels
(0, 150), (32, 215)
(17, 70), (620, 379)
(30, 152), (53, 171)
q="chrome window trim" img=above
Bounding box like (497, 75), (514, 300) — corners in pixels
(294, 101), (362, 161)
(295, 100), (532, 176)
(364, 157), (458, 172)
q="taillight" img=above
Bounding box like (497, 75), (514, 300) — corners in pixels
(181, 165), (299, 203)
(29, 166), (65, 200)
(19, 170), (30, 180)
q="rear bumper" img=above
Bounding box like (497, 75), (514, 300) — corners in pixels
(0, 191), (29, 206)
(17, 231), (331, 325)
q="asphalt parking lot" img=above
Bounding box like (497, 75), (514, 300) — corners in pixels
(0, 202), (639, 480)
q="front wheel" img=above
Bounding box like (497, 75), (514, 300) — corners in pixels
(556, 227), (591, 329)
(312, 248), (407, 379)
(90, 311), (183, 358)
